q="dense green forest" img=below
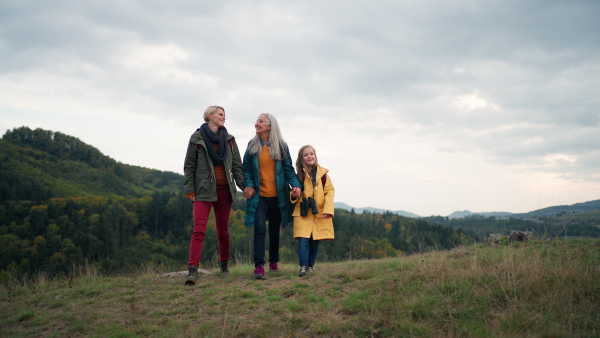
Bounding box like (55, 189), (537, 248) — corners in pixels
(0, 127), (480, 280)
(0, 127), (181, 202)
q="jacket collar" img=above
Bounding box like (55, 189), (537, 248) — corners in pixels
(303, 164), (328, 176)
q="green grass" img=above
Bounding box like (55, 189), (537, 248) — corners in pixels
(1, 239), (599, 337)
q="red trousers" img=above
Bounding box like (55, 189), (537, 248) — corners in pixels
(187, 185), (233, 266)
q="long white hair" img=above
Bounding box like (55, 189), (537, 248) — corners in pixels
(248, 113), (286, 160)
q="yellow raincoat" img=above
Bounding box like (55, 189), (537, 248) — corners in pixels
(291, 164), (335, 240)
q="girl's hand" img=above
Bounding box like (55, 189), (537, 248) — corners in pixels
(322, 213), (332, 218)
(291, 187), (301, 198)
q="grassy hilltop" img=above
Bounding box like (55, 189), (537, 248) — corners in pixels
(2, 239), (598, 337)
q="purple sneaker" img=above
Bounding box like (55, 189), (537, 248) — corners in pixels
(253, 265), (265, 280)
(268, 262), (279, 272)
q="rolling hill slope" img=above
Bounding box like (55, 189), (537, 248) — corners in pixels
(0, 127), (182, 202)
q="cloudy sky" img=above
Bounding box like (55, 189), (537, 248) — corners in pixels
(1, 0), (599, 216)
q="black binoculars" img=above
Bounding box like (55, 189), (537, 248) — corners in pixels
(300, 197), (319, 216)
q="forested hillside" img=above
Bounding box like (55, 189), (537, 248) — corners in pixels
(1, 127), (474, 279)
(0, 127), (181, 202)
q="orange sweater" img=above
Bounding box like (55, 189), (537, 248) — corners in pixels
(258, 145), (277, 197)
(212, 142), (227, 186)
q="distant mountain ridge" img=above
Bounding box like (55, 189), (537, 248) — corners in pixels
(336, 200), (600, 219)
(511, 199), (600, 218)
(447, 210), (513, 219)
(334, 202), (421, 218)
(446, 200), (600, 219)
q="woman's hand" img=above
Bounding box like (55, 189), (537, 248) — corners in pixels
(291, 187), (301, 198)
(185, 193), (195, 202)
(322, 213), (332, 218)
(243, 187), (256, 199)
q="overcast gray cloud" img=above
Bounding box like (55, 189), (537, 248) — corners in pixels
(1, 0), (599, 216)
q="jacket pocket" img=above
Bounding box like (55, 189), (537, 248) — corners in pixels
(195, 173), (211, 193)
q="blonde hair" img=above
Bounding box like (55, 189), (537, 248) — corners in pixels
(203, 106), (225, 122)
(248, 113), (286, 160)
(295, 145), (318, 184)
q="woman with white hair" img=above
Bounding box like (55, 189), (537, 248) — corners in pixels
(242, 113), (301, 279)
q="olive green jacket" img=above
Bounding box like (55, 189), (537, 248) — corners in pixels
(183, 130), (245, 201)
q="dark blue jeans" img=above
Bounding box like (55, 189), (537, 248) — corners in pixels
(298, 236), (319, 267)
(253, 196), (282, 267)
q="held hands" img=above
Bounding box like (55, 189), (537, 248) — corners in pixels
(322, 213), (333, 218)
(243, 187), (256, 199)
(291, 187), (301, 198)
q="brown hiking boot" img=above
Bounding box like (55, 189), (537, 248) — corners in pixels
(220, 261), (230, 275)
(299, 265), (308, 277)
(185, 265), (198, 285)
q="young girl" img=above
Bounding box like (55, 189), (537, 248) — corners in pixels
(291, 145), (335, 277)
